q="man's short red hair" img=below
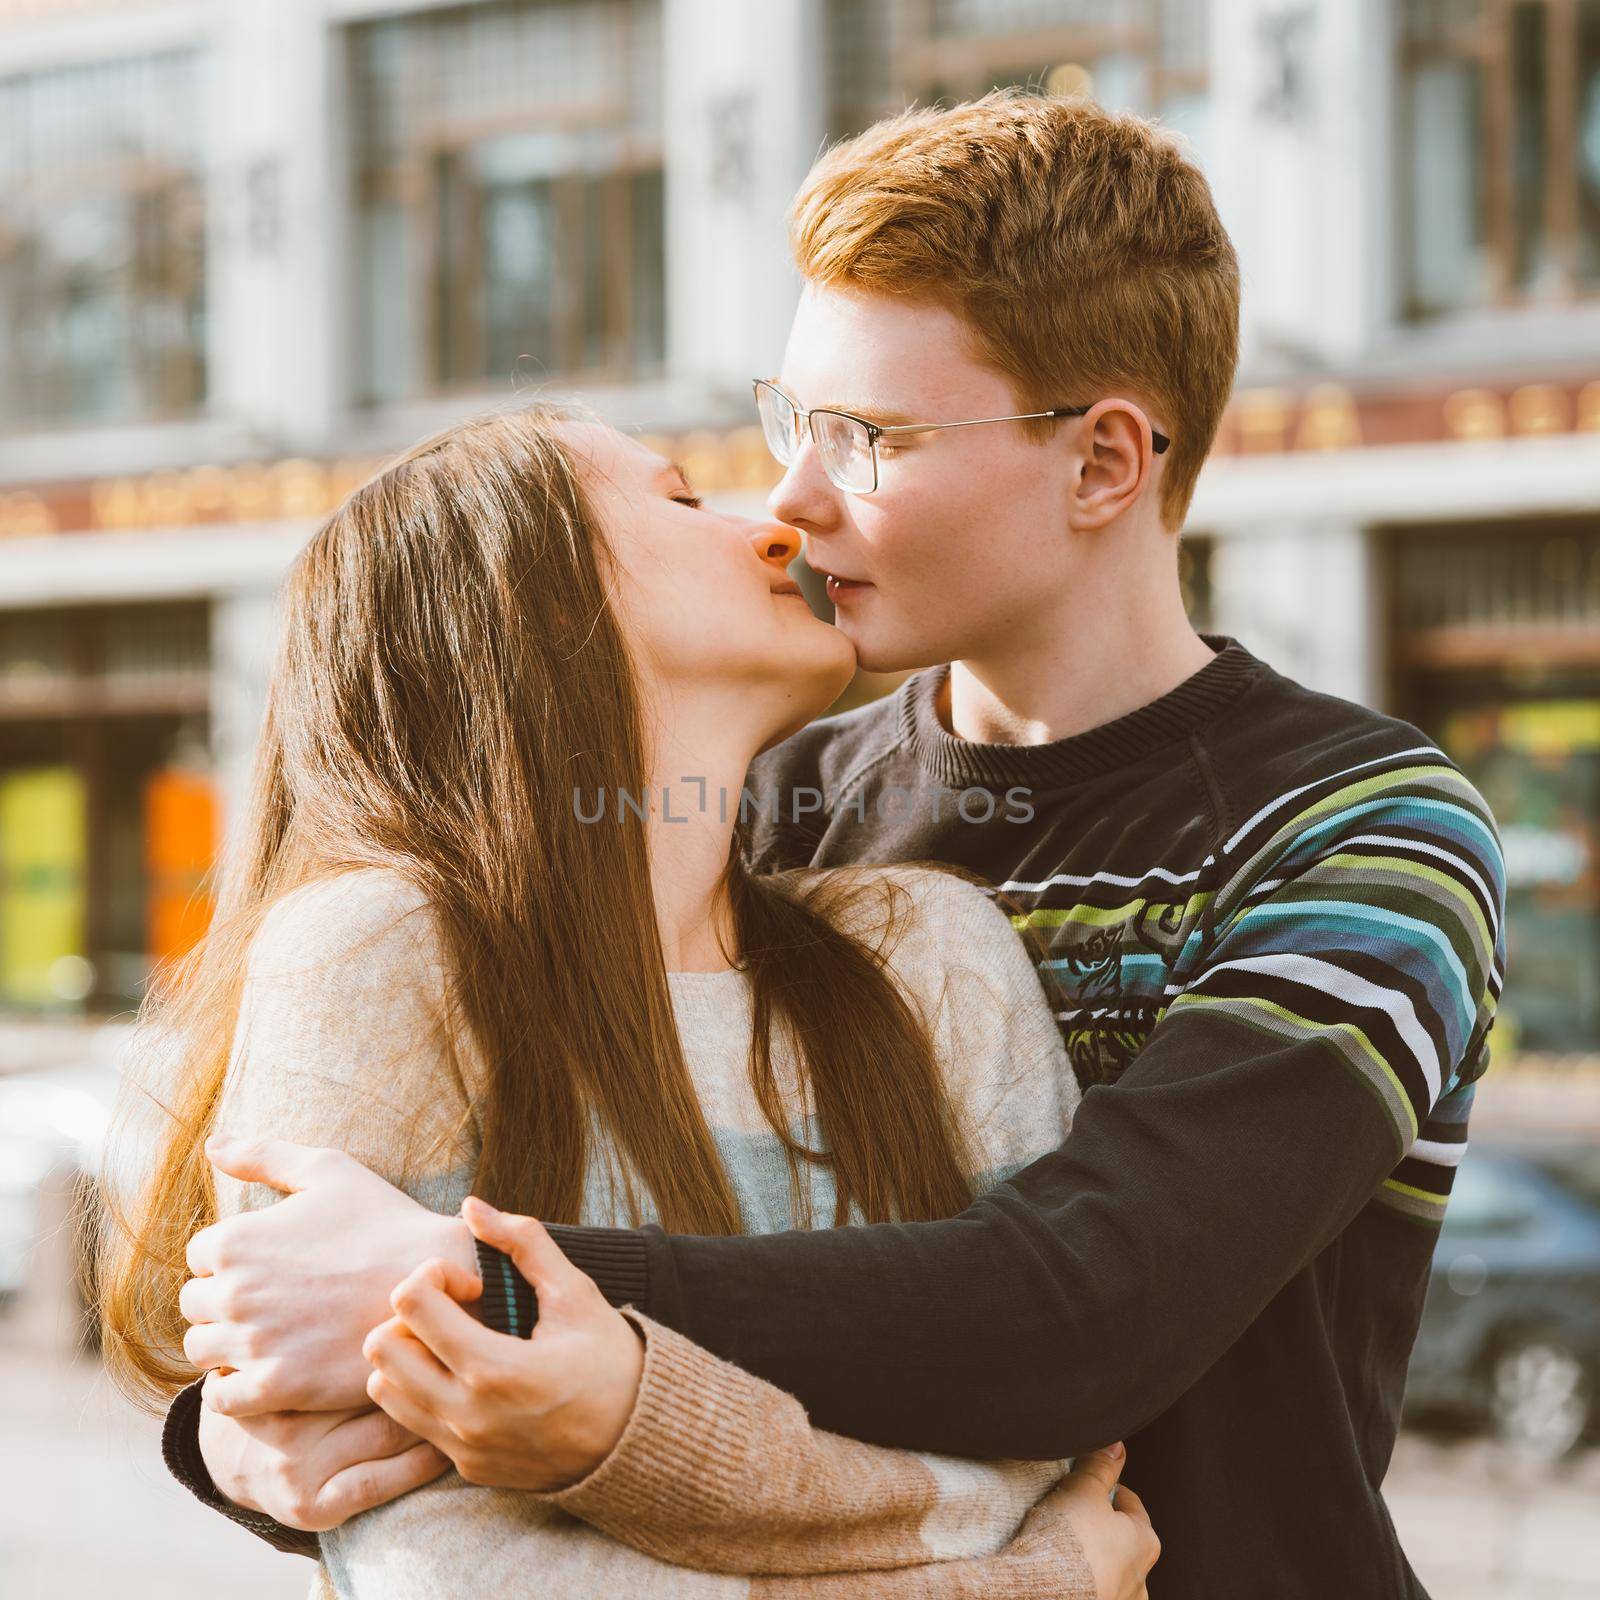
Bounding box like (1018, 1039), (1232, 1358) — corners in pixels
(790, 89), (1240, 531)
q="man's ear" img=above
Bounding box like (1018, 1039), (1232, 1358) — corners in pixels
(1065, 400), (1152, 533)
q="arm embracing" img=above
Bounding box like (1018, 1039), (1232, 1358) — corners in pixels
(542, 1312), (1074, 1576)
(552, 756), (1508, 1457)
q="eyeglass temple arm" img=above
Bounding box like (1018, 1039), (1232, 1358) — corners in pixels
(874, 407), (1170, 454)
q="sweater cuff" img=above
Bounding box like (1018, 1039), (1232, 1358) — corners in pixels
(535, 1310), (760, 1538)
(472, 1236), (538, 1338)
(545, 1223), (652, 1308)
(473, 1225), (650, 1339)
(161, 1379), (321, 1559)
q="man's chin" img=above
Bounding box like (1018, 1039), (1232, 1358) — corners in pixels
(837, 619), (948, 678)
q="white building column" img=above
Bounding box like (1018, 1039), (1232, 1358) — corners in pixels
(1208, 0), (1395, 370)
(662, 0), (828, 398)
(207, 0), (345, 453)
(1209, 519), (1383, 709)
(210, 588), (279, 837)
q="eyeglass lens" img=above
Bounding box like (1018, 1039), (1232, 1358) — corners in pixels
(755, 384), (876, 492)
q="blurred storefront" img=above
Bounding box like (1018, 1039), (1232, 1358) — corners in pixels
(1389, 520), (1600, 1062)
(0, 0), (1596, 1072)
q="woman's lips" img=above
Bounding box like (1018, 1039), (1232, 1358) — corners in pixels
(825, 575), (872, 604)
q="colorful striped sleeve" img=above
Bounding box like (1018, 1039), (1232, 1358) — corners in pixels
(1168, 744), (1507, 1222)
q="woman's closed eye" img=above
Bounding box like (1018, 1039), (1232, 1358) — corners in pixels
(672, 493), (704, 509)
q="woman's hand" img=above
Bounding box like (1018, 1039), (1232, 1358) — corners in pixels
(197, 1390), (450, 1531)
(1023, 1443), (1160, 1600)
(363, 1198), (645, 1491)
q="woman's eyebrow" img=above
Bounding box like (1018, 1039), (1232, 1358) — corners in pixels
(652, 459), (693, 488)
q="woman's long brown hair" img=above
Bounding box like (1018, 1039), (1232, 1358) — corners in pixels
(100, 406), (976, 1407)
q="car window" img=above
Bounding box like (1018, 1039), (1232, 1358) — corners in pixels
(1529, 1147), (1600, 1214)
(1443, 1160), (1540, 1236)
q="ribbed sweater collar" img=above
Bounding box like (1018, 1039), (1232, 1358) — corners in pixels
(897, 634), (1261, 791)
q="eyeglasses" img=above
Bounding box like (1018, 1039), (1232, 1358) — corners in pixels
(753, 378), (1170, 494)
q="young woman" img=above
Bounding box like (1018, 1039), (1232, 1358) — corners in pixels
(101, 405), (1157, 1597)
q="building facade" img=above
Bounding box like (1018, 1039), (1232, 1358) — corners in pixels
(0, 0), (1596, 1062)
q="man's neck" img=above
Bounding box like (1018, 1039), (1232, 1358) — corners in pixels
(939, 597), (1217, 748)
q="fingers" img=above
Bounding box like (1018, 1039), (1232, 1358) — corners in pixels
(389, 1262), (493, 1376)
(324, 1405), (429, 1465)
(366, 1361), (450, 1448)
(204, 1135), (347, 1194)
(1112, 1482), (1155, 1532)
(183, 1321), (239, 1373)
(461, 1199), (580, 1300)
(201, 1363), (284, 1419)
(364, 1317), (457, 1416)
(184, 1221), (225, 1279)
(178, 1273), (228, 1326)
(396, 1255), (483, 1309)
(1064, 1441), (1127, 1495)
(312, 1441), (452, 1526)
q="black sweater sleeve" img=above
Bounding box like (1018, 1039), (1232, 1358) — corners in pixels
(547, 1017), (1414, 1458)
(541, 783), (1505, 1458)
(161, 1380), (321, 1558)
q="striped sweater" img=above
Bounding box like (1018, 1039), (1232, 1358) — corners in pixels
(528, 636), (1507, 1599)
(198, 862), (1097, 1597)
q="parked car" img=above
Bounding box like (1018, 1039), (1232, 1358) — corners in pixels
(1406, 1140), (1600, 1460)
(0, 1061), (119, 1347)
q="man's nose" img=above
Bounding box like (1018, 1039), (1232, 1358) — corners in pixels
(767, 437), (841, 536)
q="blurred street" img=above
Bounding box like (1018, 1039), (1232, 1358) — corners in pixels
(0, 1342), (302, 1600)
(2, 1334), (1597, 1600)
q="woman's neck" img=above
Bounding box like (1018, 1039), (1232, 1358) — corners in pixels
(641, 706), (759, 973)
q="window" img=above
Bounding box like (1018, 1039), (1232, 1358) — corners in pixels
(1400, 0), (1600, 317)
(349, 0), (665, 405)
(0, 604), (214, 1015)
(829, 0), (1209, 149)
(0, 51), (205, 429)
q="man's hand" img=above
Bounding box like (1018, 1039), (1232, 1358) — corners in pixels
(197, 1388), (451, 1532)
(363, 1198), (644, 1491)
(181, 1137), (476, 1415)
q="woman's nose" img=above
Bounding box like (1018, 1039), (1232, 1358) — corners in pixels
(747, 519), (803, 572)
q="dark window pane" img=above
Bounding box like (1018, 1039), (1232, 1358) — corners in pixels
(1402, 51), (1487, 314)
(1579, 1), (1600, 284)
(630, 167), (665, 372)
(350, 0), (663, 402)
(1511, 1), (1549, 291)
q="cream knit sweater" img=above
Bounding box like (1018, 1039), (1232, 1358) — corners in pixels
(212, 863), (1096, 1599)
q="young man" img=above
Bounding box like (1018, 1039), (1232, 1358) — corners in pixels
(165, 93), (1504, 1597)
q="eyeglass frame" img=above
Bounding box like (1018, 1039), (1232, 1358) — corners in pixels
(753, 377), (1171, 494)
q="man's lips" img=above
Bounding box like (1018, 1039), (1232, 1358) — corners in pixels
(806, 564), (872, 603)
(770, 579), (805, 598)
(823, 574), (871, 604)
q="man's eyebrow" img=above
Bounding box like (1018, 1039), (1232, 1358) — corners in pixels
(825, 400), (915, 425)
(771, 380), (919, 427)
